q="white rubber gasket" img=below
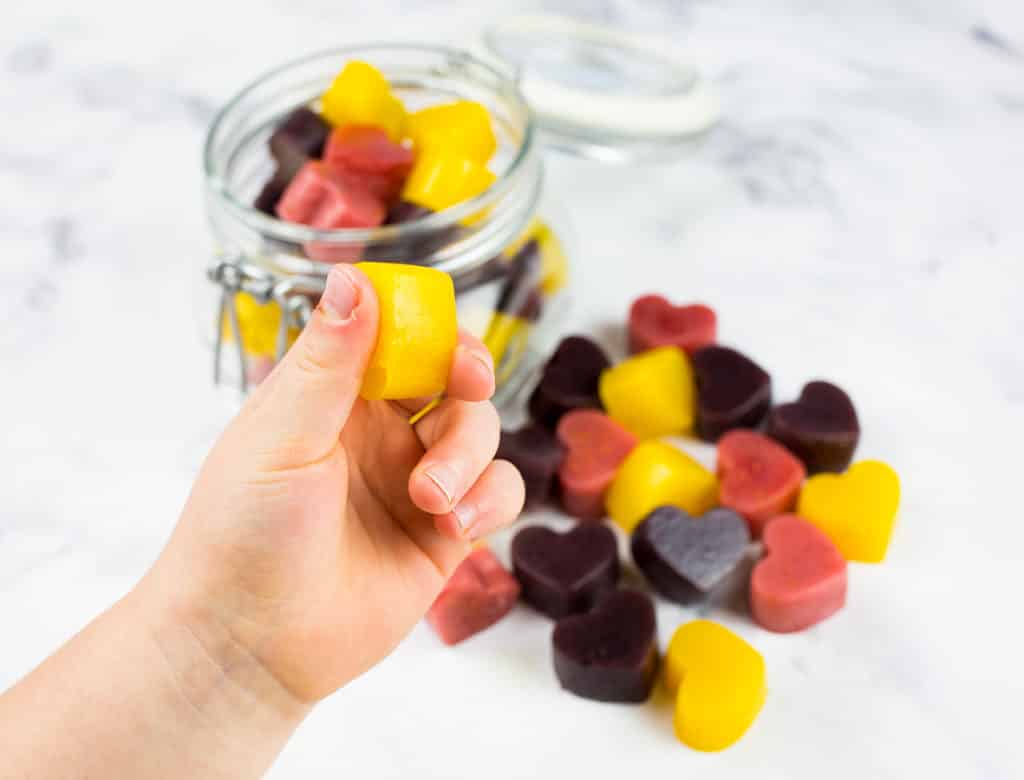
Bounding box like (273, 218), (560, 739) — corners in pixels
(478, 13), (720, 140)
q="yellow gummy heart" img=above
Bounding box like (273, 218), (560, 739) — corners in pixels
(405, 100), (496, 164)
(356, 262), (458, 401)
(402, 148), (496, 213)
(664, 620), (766, 752)
(605, 440), (718, 533)
(321, 61), (406, 141)
(599, 346), (696, 439)
(796, 460), (900, 563)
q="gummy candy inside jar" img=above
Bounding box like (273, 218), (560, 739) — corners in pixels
(202, 45), (572, 401)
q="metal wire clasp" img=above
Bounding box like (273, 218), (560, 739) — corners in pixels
(207, 255), (326, 392)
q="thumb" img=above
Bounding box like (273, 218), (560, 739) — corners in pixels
(237, 263), (380, 469)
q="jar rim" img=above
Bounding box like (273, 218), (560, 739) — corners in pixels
(202, 43), (537, 252)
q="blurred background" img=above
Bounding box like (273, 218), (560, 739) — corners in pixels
(1, 1), (1021, 778)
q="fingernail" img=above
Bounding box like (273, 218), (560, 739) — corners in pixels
(424, 463), (459, 507)
(457, 344), (494, 376)
(452, 501), (476, 532)
(319, 265), (359, 324)
(469, 346), (494, 376)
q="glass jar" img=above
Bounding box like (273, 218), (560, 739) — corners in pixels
(202, 45), (572, 403)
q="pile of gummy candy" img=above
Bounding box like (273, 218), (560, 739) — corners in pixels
(254, 59), (498, 260)
(425, 296), (901, 752)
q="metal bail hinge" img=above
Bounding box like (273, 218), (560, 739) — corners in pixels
(207, 255), (326, 393)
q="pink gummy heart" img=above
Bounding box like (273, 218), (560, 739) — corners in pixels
(750, 514), (847, 633)
(556, 410), (638, 520)
(717, 429), (805, 536)
(426, 547), (520, 646)
(628, 295), (717, 355)
(276, 160), (385, 262)
(323, 125), (414, 203)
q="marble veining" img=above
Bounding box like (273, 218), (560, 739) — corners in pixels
(1, 1), (1022, 778)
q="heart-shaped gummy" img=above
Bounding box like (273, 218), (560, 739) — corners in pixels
(496, 424), (566, 509)
(556, 410), (638, 521)
(426, 546), (521, 646)
(528, 336), (611, 429)
(631, 506), (750, 604)
(552, 589), (658, 703)
(269, 107), (330, 181)
(717, 429), (806, 537)
(628, 295), (717, 355)
(664, 620), (765, 751)
(691, 346), (772, 441)
(797, 460), (900, 563)
(766, 381), (860, 474)
(511, 523), (619, 618)
(750, 514), (847, 633)
(323, 124), (414, 203)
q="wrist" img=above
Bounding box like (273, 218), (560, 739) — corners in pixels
(123, 576), (311, 774)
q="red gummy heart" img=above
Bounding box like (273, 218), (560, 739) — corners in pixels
(556, 410), (638, 520)
(717, 430), (805, 536)
(276, 161), (386, 262)
(750, 514), (847, 633)
(628, 295), (717, 355)
(323, 125), (414, 203)
(426, 547), (521, 646)
(277, 161), (385, 229)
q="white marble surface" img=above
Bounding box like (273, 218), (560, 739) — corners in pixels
(2, 1), (1022, 777)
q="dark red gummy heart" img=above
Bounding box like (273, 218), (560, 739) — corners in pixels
(628, 295), (717, 355)
(269, 107), (330, 181)
(511, 523), (619, 618)
(367, 200), (461, 264)
(766, 381), (860, 474)
(631, 506), (750, 604)
(552, 589), (658, 703)
(496, 424), (566, 509)
(528, 335), (611, 429)
(691, 345), (772, 441)
(253, 165), (293, 215)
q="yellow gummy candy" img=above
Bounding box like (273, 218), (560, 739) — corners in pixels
(321, 61), (406, 141)
(402, 148), (496, 213)
(796, 460), (900, 563)
(664, 620), (766, 752)
(599, 346), (696, 438)
(504, 219), (569, 295)
(405, 100), (496, 163)
(222, 292), (299, 358)
(482, 312), (529, 382)
(605, 440), (718, 533)
(356, 262), (458, 401)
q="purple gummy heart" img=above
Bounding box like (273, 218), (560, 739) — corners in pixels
(552, 589), (658, 703)
(528, 336), (611, 430)
(497, 424), (566, 509)
(631, 506), (750, 604)
(691, 345), (772, 441)
(511, 523), (619, 618)
(253, 165), (292, 215)
(269, 107), (330, 180)
(766, 380), (860, 474)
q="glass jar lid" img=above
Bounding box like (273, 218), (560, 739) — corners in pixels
(478, 13), (720, 162)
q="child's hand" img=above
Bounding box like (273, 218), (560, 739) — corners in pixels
(142, 264), (524, 704)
